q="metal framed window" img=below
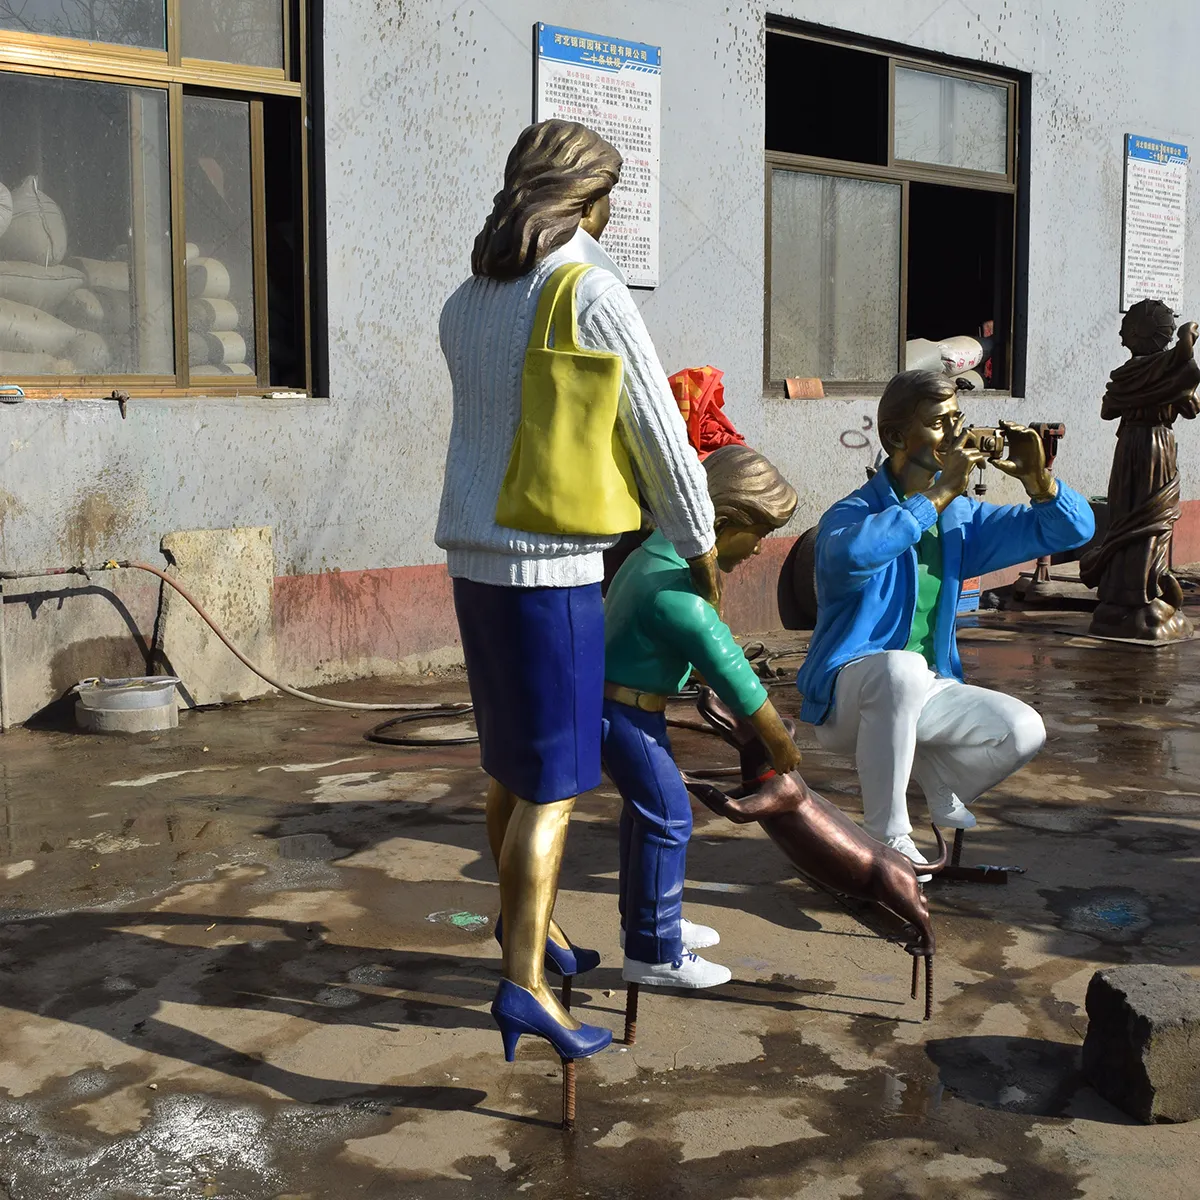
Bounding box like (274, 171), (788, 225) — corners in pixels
(765, 26), (1022, 395)
(0, 0), (314, 396)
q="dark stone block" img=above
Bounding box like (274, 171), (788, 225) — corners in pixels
(1082, 964), (1200, 1123)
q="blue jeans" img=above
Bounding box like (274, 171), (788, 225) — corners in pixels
(602, 699), (692, 965)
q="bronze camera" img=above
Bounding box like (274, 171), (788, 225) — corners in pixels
(962, 425), (1006, 459)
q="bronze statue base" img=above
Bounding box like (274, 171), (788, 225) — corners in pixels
(1088, 599), (1195, 644)
(932, 828), (1021, 884)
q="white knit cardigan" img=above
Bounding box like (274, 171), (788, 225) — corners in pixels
(435, 229), (715, 588)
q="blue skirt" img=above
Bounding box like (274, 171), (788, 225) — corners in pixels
(452, 578), (603, 804)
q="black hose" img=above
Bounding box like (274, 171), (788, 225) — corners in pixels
(366, 708), (479, 747)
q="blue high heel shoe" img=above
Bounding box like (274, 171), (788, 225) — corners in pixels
(493, 918), (601, 978)
(491, 979), (613, 1062)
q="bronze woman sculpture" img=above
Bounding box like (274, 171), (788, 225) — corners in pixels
(1080, 300), (1199, 642)
(435, 119), (720, 1125)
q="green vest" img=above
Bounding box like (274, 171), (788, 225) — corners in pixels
(604, 531), (768, 718)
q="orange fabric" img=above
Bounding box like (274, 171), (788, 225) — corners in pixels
(667, 365), (747, 461)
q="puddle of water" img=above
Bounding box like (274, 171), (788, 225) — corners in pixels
(926, 1036), (1081, 1116)
(1117, 834), (1192, 854)
(346, 963), (392, 986)
(0, 1088), (396, 1200)
(999, 807), (1115, 835)
(1040, 885), (1155, 945)
(426, 910), (489, 931)
(273, 834), (345, 862)
(257, 757), (367, 774)
(313, 986), (361, 1008)
(107, 768), (232, 788)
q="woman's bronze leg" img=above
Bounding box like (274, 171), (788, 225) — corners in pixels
(498, 794), (581, 1029)
(487, 777), (570, 951)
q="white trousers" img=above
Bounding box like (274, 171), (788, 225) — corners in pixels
(813, 651), (1046, 842)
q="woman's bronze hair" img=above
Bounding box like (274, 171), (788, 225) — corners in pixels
(703, 445), (798, 531)
(877, 369), (957, 448)
(472, 120), (622, 281)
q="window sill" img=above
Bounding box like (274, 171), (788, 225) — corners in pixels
(764, 384), (1016, 401)
(2, 391), (326, 408)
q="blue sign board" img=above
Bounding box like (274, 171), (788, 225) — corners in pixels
(1122, 134), (1190, 312)
(537, 23), (661, 74)
(1127, 135), (1189, 166)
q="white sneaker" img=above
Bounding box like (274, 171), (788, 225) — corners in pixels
(622, 952), (732, 989)
(928, 795), (977, 830)
(680, 918), (720, 950)
(619, 918), (720, 952)
(885, 834), (933, 883)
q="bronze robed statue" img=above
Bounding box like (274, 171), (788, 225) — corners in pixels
(1080, 300), (1199, 642)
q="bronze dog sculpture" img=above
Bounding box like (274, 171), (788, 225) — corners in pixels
(682, 687), (946, 1019)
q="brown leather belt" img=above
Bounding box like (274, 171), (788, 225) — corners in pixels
(604, 682), (669, 712)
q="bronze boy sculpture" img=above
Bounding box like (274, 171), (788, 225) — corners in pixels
(602, 445), (801, 991)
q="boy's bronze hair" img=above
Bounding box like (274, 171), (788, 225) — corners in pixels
(877, 369), (957, 449)
(703, 445), (797, 531)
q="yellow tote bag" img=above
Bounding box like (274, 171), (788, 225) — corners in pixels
(495, 261), (642, 536)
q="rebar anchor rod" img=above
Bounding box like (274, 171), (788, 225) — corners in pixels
(561, 1058), (577, 1131)
(911, 953), (934, 1021)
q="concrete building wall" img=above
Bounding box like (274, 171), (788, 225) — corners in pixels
(3, 0), (1199, 723)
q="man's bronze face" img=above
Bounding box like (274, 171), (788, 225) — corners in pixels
(891, 394), (962, 474)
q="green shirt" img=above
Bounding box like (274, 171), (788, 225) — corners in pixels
(604, 531), (768, 718)
(888, 468), (942, 666)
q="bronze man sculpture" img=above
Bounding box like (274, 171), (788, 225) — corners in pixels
(794, 371), (1095, 877)
(1080, 300), (1199, 642)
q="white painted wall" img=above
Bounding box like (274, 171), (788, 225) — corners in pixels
(2, 0), (1198, 712)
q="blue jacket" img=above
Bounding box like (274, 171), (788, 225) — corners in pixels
(795, 470), (1095, 725)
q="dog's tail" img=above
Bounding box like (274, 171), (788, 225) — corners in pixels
(923, 824), (950, 876)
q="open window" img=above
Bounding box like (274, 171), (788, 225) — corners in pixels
(765, 28), (1025, 395)
(0, 1), (317, 395)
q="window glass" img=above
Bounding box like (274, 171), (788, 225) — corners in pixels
(0, 0), (166, 48)
(769, 170), (901, 383)
(765, 33), (888, 166)
(894, 67), (1008, 175)
(183, 96), (256, 381)
(181, 0), (283, 69)
(0, 71), (173, 376)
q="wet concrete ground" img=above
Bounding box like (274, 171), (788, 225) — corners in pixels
(2, 607), (1200, 1199)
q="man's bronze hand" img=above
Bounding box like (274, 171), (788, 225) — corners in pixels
(924, 430), (985, 512)
(993, 421), (1055, 499)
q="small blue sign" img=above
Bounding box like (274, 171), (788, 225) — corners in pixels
(537, 23), (660, 74)
(1127, 135), (1189, 166)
